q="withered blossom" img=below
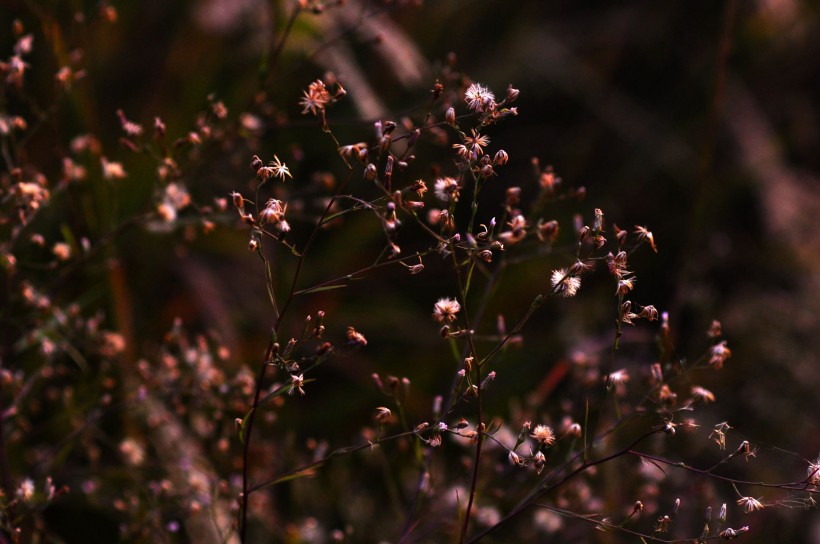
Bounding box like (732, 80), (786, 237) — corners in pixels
(289, 374), (305, 396)
(259, 199), (290, 233)
(709, 340), (732, 369)
(464, 82), (495, 113)
(550, 269), (581, 298)
(299, 79), (330, 116)
(52, 242), (71, 261)
(374, 407), (392, 424)
(690, 386), (715, 404)
(736, 496), (764, 513)
(530, 424), (556, 446)
(434, 177), (460, 203)
(634, 225), (658, 253)
(257, 155), (292, 182)
(433, 298), (461, 323)
(807, 456), (820, 486)
(346, 326), (367, 347)
(101, 157), (127, 180)
(607, 369), (630, 385)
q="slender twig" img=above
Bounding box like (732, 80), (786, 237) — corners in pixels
(241, 127), (353, 541)
(239, 340), (275, 542)
(248, 428), (426, 494)
(467, 428), (664, 543)
(454, 248), (482, 543)
(629, 450), (820, 494)
(259, 3), (303, 93)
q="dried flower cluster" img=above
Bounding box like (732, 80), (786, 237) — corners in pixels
(0, 6), (809, 544)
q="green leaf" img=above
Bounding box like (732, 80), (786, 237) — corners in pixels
(297, 284), (348, 295)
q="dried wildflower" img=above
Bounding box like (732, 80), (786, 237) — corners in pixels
(346, 326), (367, 347)
(462, 129), (490, 157)
(532, 450), (547, 474)
(537, 219), (560, 243)
(607, 251), (630, 278)
(434, 177), (460, 203)
(607, 368), (630, 385)
(5, 55), (28, 88)
(339, 142), (369, 162)
(654, 515), (671, 533)
(374, 407), (392, 424)
(620, 300), (639, 325)
(710, 422), (731, 450)
(690, 386), (715, 403)
(300, 79), (331, 116)
(257, 155), (292, 182)
(211, 100), (228, 119)
(116, 109), (143, 137)
(289, 374), (306, 396)
(429, 209), (455, 232)
(119, 438), (146, 466)
(464, 83), (495, 113)
(52, 242), (72, 261)
(737, 496), (764, 513)
(616, 276), (637, 296)
(259, 199), (289, 233)
(738, 440), (757, 461)
(505, 85), (520, 102)
(530, 424), (556, 446)
(494, 215), (524, 245)
(480, 371), (496, 390)
(159, 182), (191, 222)
(639, 305), (659, 321)
(657, 384), (677, 403)
(452, 143), (470, 161)
(433, 298), (461, 323)
(550, 268), (581, 298)
(634, 225), (658, 252)
(99, 332), (126, 358)
(709, 340), (731, 369)
(719, 526), (750, 539)
(806, 456), (820, 485)
(101, 157), (127, 180)
(409, 179), (427, 198)
(508, 451), (521, 467)
(592, 208), (605, 232)
(539, 167), (557, 190)
(17, 479), (35, 502)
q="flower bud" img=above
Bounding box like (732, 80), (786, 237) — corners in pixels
(445, 107), (456, 126)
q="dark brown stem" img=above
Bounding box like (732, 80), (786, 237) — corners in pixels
(239, 341), (274, 542)
(467, 429), (663, 543)
(259, 3), (303, 93)
(630, 450), (820, 493)
(452, 252), (482, 543)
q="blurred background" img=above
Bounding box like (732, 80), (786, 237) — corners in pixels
(2, 0), (820, 542)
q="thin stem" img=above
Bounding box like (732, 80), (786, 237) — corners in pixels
(467, 428), (664, 543)
(259, 3), (303, 92)
(629, 450), (820, 493)
(248, 428), (426, 494)
(241, 127), (352, 542)
(452, 248), (482, 543)
(239, 340), (275, 542)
